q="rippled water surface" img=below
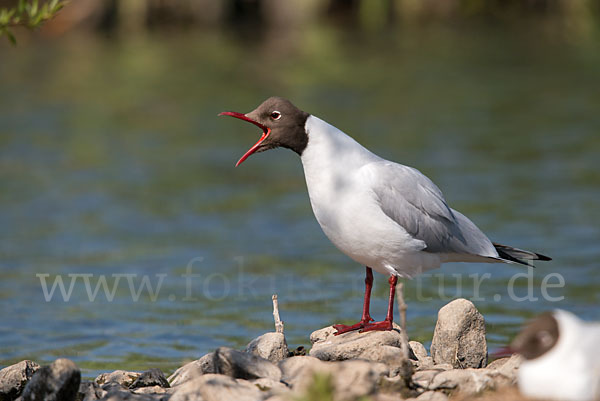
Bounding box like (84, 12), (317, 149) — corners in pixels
(1, 24), (599, 377)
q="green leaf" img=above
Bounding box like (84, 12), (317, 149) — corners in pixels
(0, 10), (9, 25)
(31, 0), (39, 17)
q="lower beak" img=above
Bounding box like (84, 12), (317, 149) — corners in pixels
(218, 111), (271, 167)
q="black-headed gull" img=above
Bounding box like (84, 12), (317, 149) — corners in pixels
(220, 97), (551, 334)
(512, 310), (600, 401)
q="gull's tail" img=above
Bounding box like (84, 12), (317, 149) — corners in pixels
(493, 243), (552, 266)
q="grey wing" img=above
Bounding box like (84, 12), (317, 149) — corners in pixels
(366, 161), (498, 258)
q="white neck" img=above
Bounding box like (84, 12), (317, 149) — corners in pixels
(300, 115), (380, 175)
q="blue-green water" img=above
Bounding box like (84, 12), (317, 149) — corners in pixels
(1, 24), (599, 378)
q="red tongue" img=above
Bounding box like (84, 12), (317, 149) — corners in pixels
(218, 111), (270, 166)
(235, 129), (270, 167)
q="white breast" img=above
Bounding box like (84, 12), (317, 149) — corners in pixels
(299, 116), (442, 277)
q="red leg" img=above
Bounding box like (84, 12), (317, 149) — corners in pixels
(360, 275), (398, 332)
(333, 267), (374, 335)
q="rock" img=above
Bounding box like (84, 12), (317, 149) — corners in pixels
(213, 347), (281, 382)
(378, 374), (415, 397)
(0, 360), (40, 401)
(292, 359), (388, 401)
(96, 370), (141, 388)
(309, 326), (337, 343)
(358, 345), (412, 378)
(486, 354), (522, 386)
(409, 341), (428, 361)
(132, 385), (172, 395)
(410, 363), (456, 390)
(77, 381), (106, 401)
(428, 368), (495, 395)
(430, 299), (487, 369)
(251, 378), (289, 395)
(129, 369), (169, 389)
(412, 390), (449, 401)
(264, 396), (288, 401)
(309, 323), (404, 361)
(101, 392), (168, 401)
(278, 356), (322, 386)
(246, 332), (288, 363)
(101, 385), (169, 401)
(169, 374), (264, 401)
(168, 353), (216, 387)
(373, 394), (406, 401)
(21, 358), (81, 401)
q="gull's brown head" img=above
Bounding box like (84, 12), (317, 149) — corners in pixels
(219, 97), (310, 166)
(511, 311), (560, 360)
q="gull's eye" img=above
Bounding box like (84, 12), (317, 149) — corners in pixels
(270, 111), (281, 120)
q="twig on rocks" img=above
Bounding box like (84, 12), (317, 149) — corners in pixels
(272, 294), (284, 334)
(395, 282), (410, 359)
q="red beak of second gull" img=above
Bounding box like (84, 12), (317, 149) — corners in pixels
(218, 111), (271, 167)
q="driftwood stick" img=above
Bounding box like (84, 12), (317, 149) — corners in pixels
(272, 294), (284, 334)
(396, 281), (410, 359)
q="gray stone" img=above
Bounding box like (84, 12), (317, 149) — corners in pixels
(428, 368), (495, 395)
(278, 356), (322, 386)
(101, 391), (168, 401)
(132, 385), (172, 395)
(77, 381), (106, 401)
(430, 299), (487, 369)
(96, 370), (141, 388)
(213, 347), (281, 382)
(309, 323), (404, 361)
(309, 326), (337, 343)
(414, 357), (434, 371)
(292, 359), (388, 401)
(169, 374), (264, 401)
(168, 353), (216, 387)
(486, 354), (522, 386)
(21, 358), (81, 401)
(251, 378), (289, 395)
(0, 360), (40, 401)
(129, 369), (169, 389)
(412, 390), (449, 401)
(409, 341), (428, 361)
(410, 364), (455, 389)
(358, 345), (412, 378)
(101, 385), (169, 401)
(245, 333), (288, 363)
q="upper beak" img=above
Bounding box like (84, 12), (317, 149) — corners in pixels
(218, 111), (271, 167)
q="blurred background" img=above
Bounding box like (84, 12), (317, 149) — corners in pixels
(1, 0), (599, 378)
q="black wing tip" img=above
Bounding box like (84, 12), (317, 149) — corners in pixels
(534, 253), (552, 261)
(492, 242), (551, 265)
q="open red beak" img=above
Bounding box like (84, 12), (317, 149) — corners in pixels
(219, 111), (271, 167)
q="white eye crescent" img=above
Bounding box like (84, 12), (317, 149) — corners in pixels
(271, 111), (281, 120)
